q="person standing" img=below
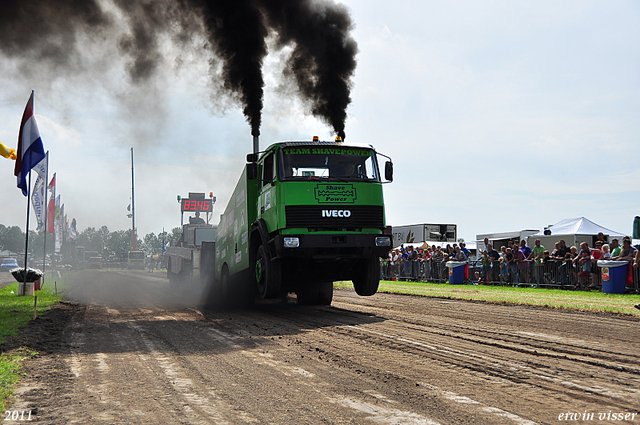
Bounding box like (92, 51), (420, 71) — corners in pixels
(400, 247), (409, 279)
(460, 242), (470, 259)
(487, 244), (500, 283)
(518, 239), (532, 283)
(610, 238), (622, 258)
(512, 246), (526, 285)
(432, 246), (445, 281)
(573, 242), (592, 289)
(593, 232), (606, 248)
(614, 237), (636, 261)
(453, 246), (466, 261)
(505, 247), (516, 284)
(481, 250), (491, 283)
(589, 241), (604, 288)
(553, 240), (572, 285)
(393, 249), (401, 278)
(519, 239), (532, 258)
(601, 244), (611, 260)
(528, 239), (545, 287)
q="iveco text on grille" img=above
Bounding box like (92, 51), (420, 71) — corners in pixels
(322, 210), (351, 218)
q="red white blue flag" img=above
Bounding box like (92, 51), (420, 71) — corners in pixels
(14, 91), (46, 196)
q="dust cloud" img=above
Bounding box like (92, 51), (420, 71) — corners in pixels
(60, 269), (219, 309)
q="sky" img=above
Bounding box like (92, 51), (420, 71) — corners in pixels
(0, 0), (639, 245)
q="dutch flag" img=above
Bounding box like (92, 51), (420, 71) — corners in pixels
(14, 91), (46, 196)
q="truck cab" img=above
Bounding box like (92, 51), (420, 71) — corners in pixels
(216, 138), (393, 305)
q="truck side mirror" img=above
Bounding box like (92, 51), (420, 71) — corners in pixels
(246, 153), (259, 163)
(385, 161), (393, 182)
(247, 163), (258, 180)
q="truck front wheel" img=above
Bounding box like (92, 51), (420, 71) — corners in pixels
(317, 281), (334, 305)
(255, 245), (281, 299)
(352, 258), (381, 296)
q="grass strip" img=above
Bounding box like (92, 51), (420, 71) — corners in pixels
(0, 284), (62, 344)
(335, 280), (640, 316)
(0, 348), (37, 411)
(0, 282), (64, 410)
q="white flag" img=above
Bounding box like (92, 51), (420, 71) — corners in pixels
(33, 151), (48, 181)
(31, 175), (46, 231)
(54, 195), (62, 253)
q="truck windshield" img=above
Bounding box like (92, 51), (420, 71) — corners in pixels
(279, 146), (380, 182)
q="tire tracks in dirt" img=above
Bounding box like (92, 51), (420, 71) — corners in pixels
(6, 272), (640, 424)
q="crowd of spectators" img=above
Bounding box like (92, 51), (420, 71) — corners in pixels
(385, 241), (472, 282)
(385, 232), (640, 291)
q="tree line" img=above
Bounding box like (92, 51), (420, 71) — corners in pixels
(0, 224), (183, 258)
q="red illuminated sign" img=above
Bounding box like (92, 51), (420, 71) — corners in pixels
(181, 199), (213, 212)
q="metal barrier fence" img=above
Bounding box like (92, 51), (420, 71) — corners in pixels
(381, 259), (640, 293)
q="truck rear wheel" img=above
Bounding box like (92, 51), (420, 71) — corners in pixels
(255, 245), (281, 299)
(352, 258), (381, 296)
(167, 261), (181, 286)
(220, 264), (230, 302)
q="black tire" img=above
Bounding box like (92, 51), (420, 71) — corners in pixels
(296, 283), (319, 305)
(353, 258), (381, 296)
(317, 281), (334, 305)
(167, 261), (180, 286)
(255, 245), (281, 299)
(220, 264), (230, 303)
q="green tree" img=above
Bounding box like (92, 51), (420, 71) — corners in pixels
(105, 230), (131, 257)
(142, 233), (161, 255)
(167, 227), (182, 246)
(2, 223), (175, 259)
(29, 229), (55, 258)
(76, 227), (102, 253)
(0, 224), (25, 253)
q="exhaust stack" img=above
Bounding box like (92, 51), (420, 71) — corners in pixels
(253, 135), (259, 154)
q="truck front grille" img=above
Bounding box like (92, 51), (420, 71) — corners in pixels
(285, 205), (384, 229)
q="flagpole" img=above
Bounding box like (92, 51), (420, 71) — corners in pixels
(131, 147), (137, 251)
(21, 171), (32, 296)
(53, 173), (56, 258)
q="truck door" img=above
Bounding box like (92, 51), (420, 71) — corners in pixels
(258, 151), (277, 228)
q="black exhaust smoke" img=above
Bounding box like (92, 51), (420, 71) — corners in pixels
(260, 0), (356, 141)
(0, 0), (357, 141)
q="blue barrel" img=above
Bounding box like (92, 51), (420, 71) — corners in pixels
(598, 260), (628, 294)
(446, 261), (467, 285)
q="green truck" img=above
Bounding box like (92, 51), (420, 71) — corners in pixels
(214, 137), (393, 305)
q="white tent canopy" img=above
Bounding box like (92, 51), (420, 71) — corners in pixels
(530, 217), (624, 238)
(527, 217), (625, 249)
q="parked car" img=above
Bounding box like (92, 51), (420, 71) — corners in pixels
(1, 258), (19, 272)
(88, 257), (103, 269)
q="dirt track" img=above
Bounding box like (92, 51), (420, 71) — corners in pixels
(4, 270), (640, 424)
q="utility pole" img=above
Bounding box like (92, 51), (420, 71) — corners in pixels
(131, 147), (137, 250)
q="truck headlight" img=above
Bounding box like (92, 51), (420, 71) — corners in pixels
(375, 236), (391, 247)
(284, 237), (300, 248)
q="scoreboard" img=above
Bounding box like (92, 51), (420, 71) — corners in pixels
(181, 198), (214, 213)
